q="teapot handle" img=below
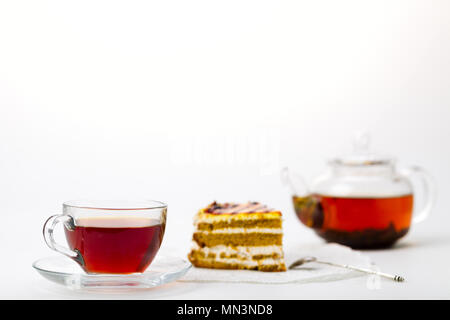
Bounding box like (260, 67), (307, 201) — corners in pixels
(281, 167), (310, 196)
(401, 166), (437, 224)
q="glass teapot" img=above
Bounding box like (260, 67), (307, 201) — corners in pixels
(281, 133), (436, 249)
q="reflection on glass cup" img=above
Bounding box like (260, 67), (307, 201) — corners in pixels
(43, 200), (167, 274)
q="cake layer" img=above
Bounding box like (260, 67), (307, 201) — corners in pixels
(195, 211), (282, 225)
(193, 232), (282, 246)
(190, 243), (284, 260)
(196, 219), (282, 231)
(190, 249), (280, 261)
(195, 227), (282, 234)
(188, 252), (286, 272)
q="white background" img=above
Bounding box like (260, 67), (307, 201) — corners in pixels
(0, 0), (449, 299)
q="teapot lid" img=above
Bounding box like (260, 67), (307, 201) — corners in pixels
(331, 132), (394, 166)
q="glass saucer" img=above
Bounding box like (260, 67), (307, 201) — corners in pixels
(32, 255), (191, 290)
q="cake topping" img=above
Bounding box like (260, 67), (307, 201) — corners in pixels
(205, 201), (275, 214)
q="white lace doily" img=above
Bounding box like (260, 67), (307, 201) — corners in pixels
(179, 243), (372, 284)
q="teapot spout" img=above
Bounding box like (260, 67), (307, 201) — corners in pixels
(281, 167), (323, 229)
(292, 195), (324, 229)
(280, 167), (310, 196)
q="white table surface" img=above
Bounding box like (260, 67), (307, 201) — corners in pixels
(2, 212), (449, 300)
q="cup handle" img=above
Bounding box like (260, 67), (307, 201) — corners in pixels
(43, 214), (85, 266)
(401, 166), (437, 224)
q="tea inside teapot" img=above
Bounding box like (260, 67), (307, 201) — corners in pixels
(292, 193), (413, 249)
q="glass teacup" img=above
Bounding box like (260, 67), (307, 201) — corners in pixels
(43, 200), (167, 274)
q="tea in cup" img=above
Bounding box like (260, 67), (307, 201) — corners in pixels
(43, 200), (167, 274)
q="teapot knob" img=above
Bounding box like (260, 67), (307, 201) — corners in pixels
(352, 130), (371, 154)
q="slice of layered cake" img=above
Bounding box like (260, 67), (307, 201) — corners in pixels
(188, 201), (286, 272)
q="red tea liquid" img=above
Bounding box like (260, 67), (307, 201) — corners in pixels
(64, 217), (165, 274)
(293, 194), (413, 248)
